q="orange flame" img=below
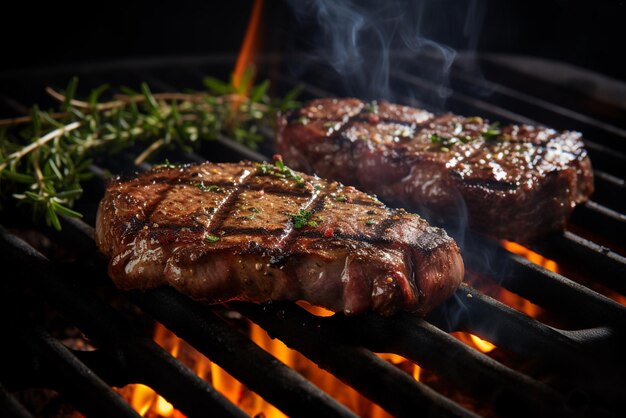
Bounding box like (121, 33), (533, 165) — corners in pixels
(296, 300), (336, 317)
(501, 240), (559, 273)
(232, 0), (264, 93)
(126, 325), (184, 417)
(452, 332), (496, 353)
(122, 321), (414, 418)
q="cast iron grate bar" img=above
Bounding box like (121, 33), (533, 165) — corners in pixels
(315, 310), (565, 416)
(464, 234), (626, 328)
(530, 231), (626, 296)
(0, 315), (140, 418)
(592, 170), (626, 212)
(129, 288), (358, 418)
(0, 226), (249, 418)
(0, 382), (34, 418)
(231, 301), (480, 418)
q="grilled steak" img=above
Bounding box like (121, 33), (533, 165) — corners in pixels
(276, 98), (594, 242)
(95, 161), (463, 316)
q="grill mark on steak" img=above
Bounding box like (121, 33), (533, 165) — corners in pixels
(119, 181), (174, 244)
(204, 168), (255, 234)
(269, 184), (328, 267)
(277, 98), (594, 242)
(96, 161), (463, 316)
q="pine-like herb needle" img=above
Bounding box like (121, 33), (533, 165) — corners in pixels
(0, 71), (300, 230)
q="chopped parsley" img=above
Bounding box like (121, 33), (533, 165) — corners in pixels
(335, 194), (348, 202)
(482, 122), (501, 141)
(364, 101), (379, 114)
(295, 116), (310, 125)
(365, 218), (376, 226)
(204, 234), (220, 243)
(430, 131), (471, 151)
(197, 183), (221, 192)
(155, 158), (179, 169)
(256, 159), (306, 187)
(288, 209), (318, 229)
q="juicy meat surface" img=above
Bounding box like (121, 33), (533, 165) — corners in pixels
(95, 161), (464, 316)
(276, 98), (594, 242)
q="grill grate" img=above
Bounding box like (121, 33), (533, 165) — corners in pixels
(0, 54), (625, 418)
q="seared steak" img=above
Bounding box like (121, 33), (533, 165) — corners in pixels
(95, 160), (463, 316)
(276, 98), (594, 242)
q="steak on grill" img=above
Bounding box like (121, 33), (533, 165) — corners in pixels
(276, 98), (594, 242)
(95, 161), (463, 316)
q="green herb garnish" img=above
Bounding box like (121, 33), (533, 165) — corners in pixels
(155, 158), (180, 169)
(364, 101), (379, 114)
(197, 183), (221, 192)
(288, 209), (317, 229)
(365, 218), (376, 226)
(204, 234), (220, 243)
(256, 159), (306, 187)
(0, 71), (302, 230)
(335, 194), (348, 202)
(482, 122), (501, 141)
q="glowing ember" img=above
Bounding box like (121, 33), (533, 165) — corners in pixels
(501, 240), (559, 273)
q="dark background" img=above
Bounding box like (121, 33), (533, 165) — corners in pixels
(1, 0), (624, 81)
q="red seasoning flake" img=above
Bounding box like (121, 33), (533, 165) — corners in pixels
(367, 114), (380, 125)
(324, 227), (334, 238)
(272, 154), (283, 162)
(256, 190), (265, 197)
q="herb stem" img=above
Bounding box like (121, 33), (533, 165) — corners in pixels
(0, 73), (301, 230)
(0, 112), (69, 127)
(134, 138), (166, 165)
(0, 121), (82, 173)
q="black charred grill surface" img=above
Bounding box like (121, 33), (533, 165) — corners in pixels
(1, 54), (625, 418)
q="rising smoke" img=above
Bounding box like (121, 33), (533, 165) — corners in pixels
(286, 0), (485, 106)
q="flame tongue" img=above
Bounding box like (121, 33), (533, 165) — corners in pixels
(233, 0), (264, 94)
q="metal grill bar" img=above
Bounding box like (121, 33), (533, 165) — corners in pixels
(322, 311), (565, 416)
(531, 231), (626, 295)
(132, 287), (358, 418)
(0, 318), (140, 418)
(0, 226), (248, 418)
(0, 383), (34, 418)
(464, 235), (626, 328)
(232, 301), (479, 418)
(572, 201), (626, 243)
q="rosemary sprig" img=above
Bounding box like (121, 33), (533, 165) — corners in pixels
(0, 72), (300, 230)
